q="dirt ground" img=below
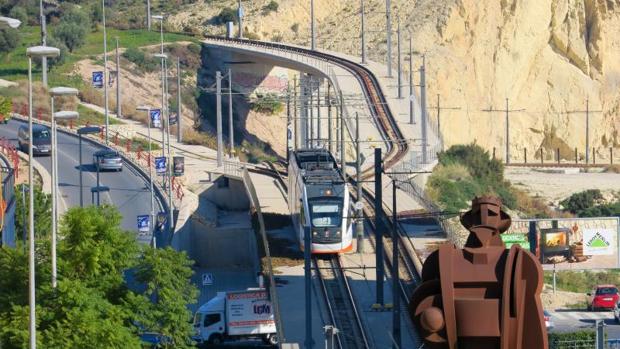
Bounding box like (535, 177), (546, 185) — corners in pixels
(506, 167), (620, 206)
(541, 284), (589, 310)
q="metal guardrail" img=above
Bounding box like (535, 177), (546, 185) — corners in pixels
(241, 167), (285, 347)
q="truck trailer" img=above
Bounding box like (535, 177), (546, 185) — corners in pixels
(193, 289), (278, 346)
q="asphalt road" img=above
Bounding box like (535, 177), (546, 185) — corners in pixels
(550, 309), (620, 338)
(0, 119), (159, 243)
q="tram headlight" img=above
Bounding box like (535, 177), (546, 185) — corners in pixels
(312, 231), (318, 237)
(335, 230), (341, 237)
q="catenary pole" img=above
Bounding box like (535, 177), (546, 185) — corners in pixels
(39, 1), (47, 87)
(420, 55), (428, 163)
(386, 0), (392, 77)
(28, 56), (36, 349)
(317, 79), (321, 145)
(361, 0), (366, 64)
(116, 37), (121, 119)
(374, 148), (384, 306)
(311, 0), (316, 50)
(177, 57), (182, 142)
(216, 71), (223, 167)
(392, 179), (401, 349)
(102, 0), (109, 144)
(327, 83), (333, 153)
(294, 76), (298, 150)
(397, 19), (402, 99)
(228, 68), (234, 156)
(356, 112), (364, 253)
(409, 35), (415, 124)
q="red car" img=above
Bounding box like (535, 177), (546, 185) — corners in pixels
(588, 285), (619, 311)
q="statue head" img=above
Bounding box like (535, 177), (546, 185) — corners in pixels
(460, 196), (511, 248)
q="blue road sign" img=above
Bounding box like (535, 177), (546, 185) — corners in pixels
(150, 109), (161, 128)
(92, 71), (104, 89)
(155, 156), (166, 175)
(137, 215), (150, 232)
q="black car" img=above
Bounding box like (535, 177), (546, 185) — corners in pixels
(18, 124), (51, 156)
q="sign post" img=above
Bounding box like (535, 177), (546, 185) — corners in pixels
(137, 215), (150, 233)
(92, 71), (104, 89)
(155, 156), (166, 175)
(150, 109), (162, 128)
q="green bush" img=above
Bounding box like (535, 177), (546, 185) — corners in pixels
(251, 93), (284, 114)
(428, 144), (517, 212)
(560, 189), (604, 214)
(548, 330), (596, 347)
(0, 28), (20, 54)
(214, 7), (237, 25)
(543, 269), (620, 293)
(262, 1), (279, 15)
(122, 47), (159, 72)
(8, 6), (27, 25)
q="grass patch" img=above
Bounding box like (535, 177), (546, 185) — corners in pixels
(543, 270), (620, 293)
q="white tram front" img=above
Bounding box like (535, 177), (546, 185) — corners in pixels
(288, 149), (353, 254)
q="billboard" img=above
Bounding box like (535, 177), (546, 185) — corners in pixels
(173, 156), (184, 176)
(505, 217), (620, 270)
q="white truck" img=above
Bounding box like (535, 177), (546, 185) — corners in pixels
(193, 289), (278, 346)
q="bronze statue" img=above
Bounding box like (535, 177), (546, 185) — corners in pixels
(409, 196), (547, 349)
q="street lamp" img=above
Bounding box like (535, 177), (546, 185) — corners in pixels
(26, 44), (60, 349)
(102, 0), (110, 145)
(0, 16), (21, 28)
(49, 86), (78, 289)
(153, 52), (174, 235)
(137, 106), (155, 230)
(77, 126), (101, 207)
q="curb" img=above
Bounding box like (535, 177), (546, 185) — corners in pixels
(15, 150), (51, 195)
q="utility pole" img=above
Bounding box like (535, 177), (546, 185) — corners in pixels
(115, 37), (121, 119)
(565, 99), (602, 165)
(391, 179), (401, 349)
(374, 148), (384, 306)
(397, 18), (402, 99)
(317, 79), (321, 145)
(356, 112), (364, 253)
(386, 0), (392, 77)
(360, 0), (366, 64)
(146, 0), (151, 30)
(327, 83), (333, 153)
(309, 77), (314, 147)
(228, 68), (234, 156)
(40, 0), (47, 87)
(420, 55), (428, 163)
(340, 91), (346, 181)
(216, 71), (223, 167)
(304, 226), (314, 349)
(238, 0), (244, 38)
(482, 98), (525, 164)
(310, 0), (316, 50)
(430, 94), (460, 144)
(294, 76), (299, 150)
(409, 35), (415, 124)
(177, 57), (182, 143)
(287, 83), (292, 161)
(102, 0), (109, 144)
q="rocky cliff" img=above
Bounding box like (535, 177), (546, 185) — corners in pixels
(170, 0), (620, 161)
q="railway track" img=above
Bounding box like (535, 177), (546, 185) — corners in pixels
(314, 255), (371, 349)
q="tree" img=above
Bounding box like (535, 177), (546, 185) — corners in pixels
(59, 205), (138, 296)
(53, 6), (89, 52)
(15, 184), (51, 240)
(0, 95), (11, 117)
(0, 27), (19, 54)
(131, 247), (198, 348)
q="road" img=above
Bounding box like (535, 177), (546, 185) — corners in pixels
(550, 309), (620, 338)
(0, 119), (159, 243)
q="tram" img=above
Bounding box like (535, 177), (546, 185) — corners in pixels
(288, 149), (353, 254)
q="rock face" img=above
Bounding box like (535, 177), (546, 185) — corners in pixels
(171, 0), (620, 160)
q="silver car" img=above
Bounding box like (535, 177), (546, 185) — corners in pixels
(93, 149), (123, 171)
(544, 310), (554, 330)
(614, 302), (620, 323)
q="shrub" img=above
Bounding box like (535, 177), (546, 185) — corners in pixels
(214, 7), (237, 25)
(560, 189), (604, 214)
(262, 1), (279, 15)
(291, 23), (300, 34)
(8, 6), (27, 25)
(0, 28), (20, 54)
(251, 93), (284, 114)
(548, 330), (596, 347)
(122, 47), (159, 72)
(53, 5), (90, 52)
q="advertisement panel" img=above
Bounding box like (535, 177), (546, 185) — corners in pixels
(173, 156), (184, 177)
(505, 217), (620, 270)
(92, 71), (104, 89)
(226, 290), (276, 336)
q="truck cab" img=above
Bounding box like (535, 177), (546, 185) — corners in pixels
(193, 292), (226, 344)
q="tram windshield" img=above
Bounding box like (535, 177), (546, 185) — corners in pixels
(310, 201), (342, 228)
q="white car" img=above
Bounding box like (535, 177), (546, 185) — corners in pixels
(544, 310), (554, 330)
(614, 302), (620, 323)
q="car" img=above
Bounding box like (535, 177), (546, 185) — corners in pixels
(614, 301), (620, 323)
(543, 310), (554, 330)
(18, 124), (51, 156)
(93, 149), (123, 171)
(588, 285), (619, 311)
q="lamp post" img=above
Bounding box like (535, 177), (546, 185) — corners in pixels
(49, 86), (79, 289)
(77, 126), (101, 207)
(137, 106), (155, 229)
(0, 16), (22, 28)
(102, 0), (110, 144)
(26, 44), (60, 349)
(154, 53), (174, 233)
